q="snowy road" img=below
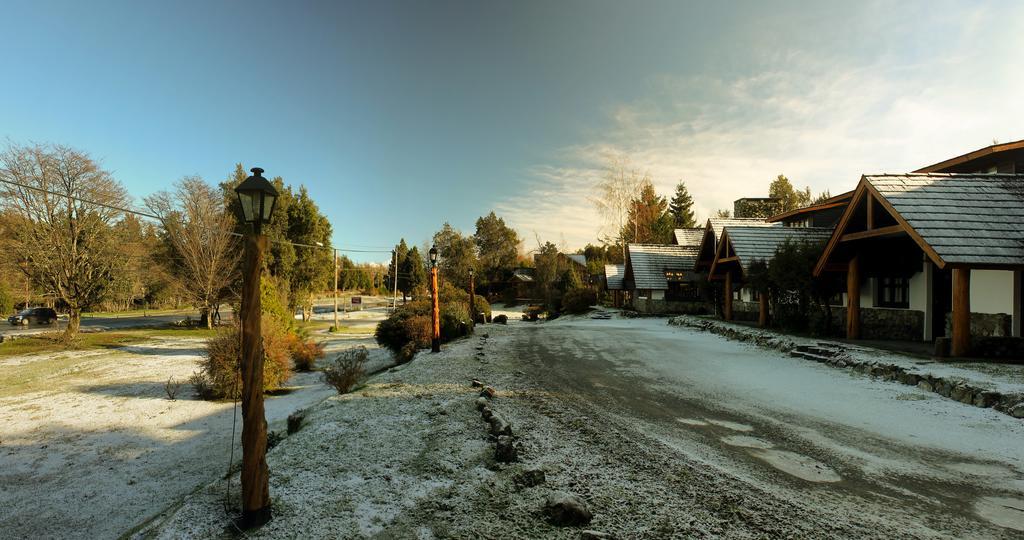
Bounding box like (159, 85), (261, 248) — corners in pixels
(518, 316), (1024, 535)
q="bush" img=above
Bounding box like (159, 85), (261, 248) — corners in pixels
(322, 346), (367, 394)
(493, 314), (508, 324)
(193, 315), (293, 400)
(375, 310), (432, 354)
(561, 288), (597, 314)
(0, 284), (13, 316)
(289, 334), (325, 372)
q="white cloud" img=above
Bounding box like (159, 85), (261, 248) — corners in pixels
(498, 3), (1024, 251)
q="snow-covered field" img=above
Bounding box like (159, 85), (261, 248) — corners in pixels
(0, 331), (390, 539)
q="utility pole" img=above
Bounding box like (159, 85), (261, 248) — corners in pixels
(391, 249), (399, 311)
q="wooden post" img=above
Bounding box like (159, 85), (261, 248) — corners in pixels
(469, 272), (476, 324)
(240, 234), (271, 527)
(724, 272), (733, 321)
(952, 267), (971, 357)
(846, 256), (860, 339)
(431, 266), (440, 353)
(758, 291), (768, 328)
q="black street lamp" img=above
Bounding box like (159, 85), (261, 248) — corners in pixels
(468, 267), (476, 325)
(235, 168), (278, 235)
(233, 167), (276, 528)
(429, 245), (440, 353)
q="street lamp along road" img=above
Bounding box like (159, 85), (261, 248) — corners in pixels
(234, 167), (277, 529)
(468, 267), (476, 325)
(429, 245), (440, 353)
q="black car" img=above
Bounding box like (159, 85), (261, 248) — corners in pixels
(8, 307), (58, 326)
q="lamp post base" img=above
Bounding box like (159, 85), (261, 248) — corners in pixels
(431, 338), (440, 353)
(236, 506), (272, 530)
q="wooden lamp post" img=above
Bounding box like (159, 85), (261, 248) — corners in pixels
(234, 167), (278, 528)
(429, 245), (440, 353)
(468, 267), (476, 324)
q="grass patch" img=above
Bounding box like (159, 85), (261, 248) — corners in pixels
(80, 308), (196, 319)
(329, 325), (376, 335)
(0, 332), (144, 358)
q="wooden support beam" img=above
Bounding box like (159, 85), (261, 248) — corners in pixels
(724, 272), (733, 321)
(840, 225), (904, 243)
(952, 268), (971, 357)
(758, 291), (768, 328)
(846, 256), (860, 339)
(717, 256), (739, 264)
(866, 192), (874, 230)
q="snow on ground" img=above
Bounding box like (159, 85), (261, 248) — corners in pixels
(147, 306), (1024, 539)
(0, 331), (386, 539)
(675, 315), (1024, 395)
(535, 315), (1024, 533)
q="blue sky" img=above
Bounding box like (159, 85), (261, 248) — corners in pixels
(3, 1), (1022, 261)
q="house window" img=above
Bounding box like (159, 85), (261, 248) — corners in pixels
(877, 277), (909, 308)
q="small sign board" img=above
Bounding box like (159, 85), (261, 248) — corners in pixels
(351, 296), (362, 305)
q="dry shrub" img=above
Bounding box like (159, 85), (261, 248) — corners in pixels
(322, 346), (367, 394)
(193, 315), (293, 400)
(289, 334), (325, 372)
(165, 376), (183, 400)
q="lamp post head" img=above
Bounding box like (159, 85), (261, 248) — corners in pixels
(429, 245), (438, 266)
(234, 167), (278, 233)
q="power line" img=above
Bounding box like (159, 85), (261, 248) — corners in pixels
(0, 176), (393, 254)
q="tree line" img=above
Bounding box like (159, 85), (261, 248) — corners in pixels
(0, 142), (346, 339)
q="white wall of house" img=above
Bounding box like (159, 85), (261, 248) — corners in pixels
(909, 265), (928, 312)
(651, 289), (665, 301)
(860, 278), (875, 308)
(1014, 270), (1022, 338)
(970, 269), (1014, 315)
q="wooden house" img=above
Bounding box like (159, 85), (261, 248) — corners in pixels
(813, 173), (1024, 356)
(914, 138), (1024, 174)
(604, 264), (625, 307)
(623, 244), (701, 314)
(693, 218), (780, 273)
(767, 191), (853, 228)
(709, 226), (833, 325)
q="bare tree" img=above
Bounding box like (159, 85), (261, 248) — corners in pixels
(0, 143), (130, 340)
(146, 176), (240, 329)
(591, 156), (647, 260)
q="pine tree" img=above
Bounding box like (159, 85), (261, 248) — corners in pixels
(668, 181), (697, 228)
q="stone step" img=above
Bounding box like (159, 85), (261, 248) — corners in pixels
(789, 350), (834, 363)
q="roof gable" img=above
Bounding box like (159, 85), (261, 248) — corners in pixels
(626, 243), (698, 290)
(710, 226), (832, 279)
(673, 228), (704, 247)
(604, 264), (625, 290)
(695, 217), (780, 270)
(814, 173), (1024, 275)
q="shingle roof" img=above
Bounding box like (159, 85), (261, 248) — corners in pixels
(512, 268), (534, 282)
(604, 264), (625, 290)
(722, 226), (834, 272)
(566, 253), (587, 267)
(695, 218), (780, 270)
(626, 243), (699, 290)
(708, 217), (777, 237)
(867, 173), (1024, 266)
(673, 228), (704, 247)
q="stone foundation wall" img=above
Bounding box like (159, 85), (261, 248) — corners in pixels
(860, 308), (924, 341)
(945, 312), (1013, 338)
(635, 299), (710, 315)
(730, 300), (760, 322)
